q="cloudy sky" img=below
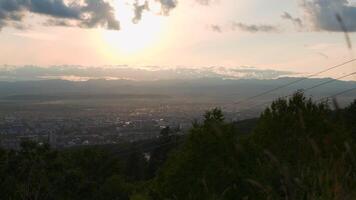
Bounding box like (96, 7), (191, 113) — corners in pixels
(0, 0), (356, 78)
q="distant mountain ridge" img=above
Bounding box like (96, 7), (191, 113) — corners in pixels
(0, 78), (354, 104)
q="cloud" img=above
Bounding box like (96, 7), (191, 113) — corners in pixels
(0, 0), (211, 31)
(132, 1), (149, 24)
(300, 0), (356, 32)
(207, 22), (279, 33)
(158, 0), (177, 15)
(0, 65), (298, 81)
(0, 0), (120, 30)
(210, 24), (222, 33)
(195, 0), (212, 6)
(43, 18), (75, 27)
(80, 0), (120, 30)
(231, 22), (279, 33)
(281, 12), (303, 29)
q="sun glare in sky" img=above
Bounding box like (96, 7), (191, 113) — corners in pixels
(99, 1), (165, 56)
(0, 0), (356, 79)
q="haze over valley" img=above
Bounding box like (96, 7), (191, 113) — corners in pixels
(1, 1), (356, 199)
(0, 65), (355, 148)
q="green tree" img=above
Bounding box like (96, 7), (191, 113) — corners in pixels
(125, 145), (147, 182)
(253, 92), (351, 165)
(0, 141), (63, 200)
(238, 93), (355, 199)
(153, 93), (356, 200)
(342, 100), (356, 140)
(153, 108), (250, 200)
(146, 126), (179, 179)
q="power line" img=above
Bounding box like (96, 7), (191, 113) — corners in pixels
(316, 86), (356, 103)
(234, 59), (356, 105)
(237, 71), (356, 113)
(115, 85), (356, 158)
(116, 88), (356, 157)
(304, 72), (356, 92)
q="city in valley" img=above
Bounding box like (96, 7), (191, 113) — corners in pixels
(1, 0), (356, 198)
(0, 74), (355, 149)
(0, 101), (212, 148)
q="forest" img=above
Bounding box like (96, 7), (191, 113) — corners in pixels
(0, 92), (355, 200)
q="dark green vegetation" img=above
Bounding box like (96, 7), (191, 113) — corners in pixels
(0, 92), (355, 200)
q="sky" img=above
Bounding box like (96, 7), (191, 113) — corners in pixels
(0, 0), (356, 79)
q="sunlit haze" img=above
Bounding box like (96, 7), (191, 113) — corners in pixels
(1, 2), (356, 196)
(0, 0), (355, 80)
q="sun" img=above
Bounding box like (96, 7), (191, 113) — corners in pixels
(98, 0), (165, 56)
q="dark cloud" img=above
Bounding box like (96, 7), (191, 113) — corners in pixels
(301, 0), (356, 32)
(195, 0), (212, 6)
(43, 18), (74, 27)
(281, 11), (303, 29)
(132, 1), (149, 24)
(0, 0), (120, 30)
(27, 0), (81, 18)
(132, 0), (183, 23)
(210, 24), (222, 33)
(207, 22), (279, 33)
(80, 0), (120, 30)
(231, 22), (279, 33)
(0, 0), (26, 30)
(158, 0), (177, 15)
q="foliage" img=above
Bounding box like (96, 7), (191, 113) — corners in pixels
(0, 92), (355, 200)
(0, 143), (131, 200)
(152, 92), (356, 200)
(146, 126), (180, 179)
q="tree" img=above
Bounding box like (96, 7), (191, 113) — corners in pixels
(153, 93), (356, 200)
(125, 145), (147, 182)
(146, 126), (181, 179)
(245, 92), (356, 199)
(204, 108), (224, 124)
(343, 100), (356, 141)
(253, 92), (349, 163)
(153, 108), (250, 200)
